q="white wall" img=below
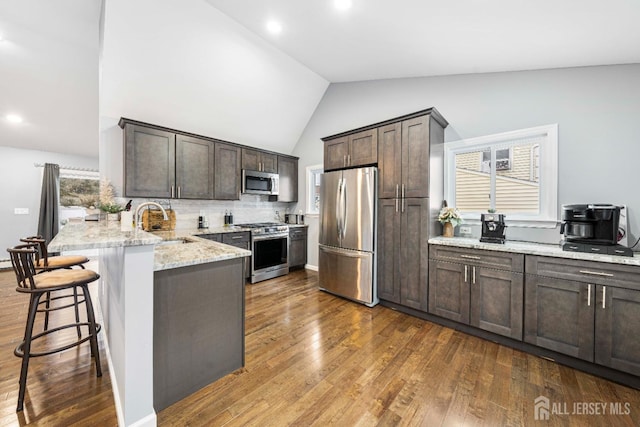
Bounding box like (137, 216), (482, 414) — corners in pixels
(292, 64), (640, 265)
(0, 146), (98, 255)
(100, 0), (328, 155)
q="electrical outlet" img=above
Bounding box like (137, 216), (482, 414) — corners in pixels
(459, 226), (471, 235)
(14, 208), (29, 215)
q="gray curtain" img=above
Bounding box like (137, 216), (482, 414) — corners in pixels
(37, 163), (60, 245)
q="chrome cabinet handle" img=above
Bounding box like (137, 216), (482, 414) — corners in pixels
(232, 236), (243, 240)
(472, 266), (476, 284)
(602, 286), (606, 309)
(395, 198), (398, 213)
(177, 186), (181, 198)
(396, 184), (399, 198)
(579, 270), (614, 277)
(347, 154), (351, 165)
(401, 184), (405, 199)
(464, 265), (468, 283)
(460, 255), (481, 260)
(587, 284), (591, 306)
(171, 185), (175, 198)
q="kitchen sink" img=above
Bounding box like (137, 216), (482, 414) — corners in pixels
(156, 238), (195, 246)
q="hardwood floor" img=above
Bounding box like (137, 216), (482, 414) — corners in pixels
(1, 267), (639, 426)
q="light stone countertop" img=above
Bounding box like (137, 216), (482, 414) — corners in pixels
(49, 221), (162, 251)
(48, 222), (251, 272)
(428, 236), (640, 267)
(151, 231), (250, 271)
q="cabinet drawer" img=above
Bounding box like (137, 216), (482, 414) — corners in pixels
(289, 228), (307, 240)
(429, 245), (524, 273)
(199, 233), (222, 243)
(526, 255), (640, 290)
(222, 232), (250, 247)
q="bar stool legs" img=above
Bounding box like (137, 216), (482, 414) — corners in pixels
(14, 283), (102, 412)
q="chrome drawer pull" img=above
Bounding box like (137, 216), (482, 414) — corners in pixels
(579, 270), (614, 277)
(602, 286), (606, 309)
(232, 236), (243, 240)
(587, 284), (591, 306)
(464, 265), (468, 283)
(460, 255), (481, 260)
(472, 266), (476, 284)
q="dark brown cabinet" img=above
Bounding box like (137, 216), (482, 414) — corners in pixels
(525, 255), (640, 375)
(124, 124), (214, 199)
(428, 246), (524, 340)
(201, 232), (250, 279)
(377, 198), (429, 311)
(378, 115), (440, 199)
(277, 156), (298, 202)
(323, 129), (377, 171)
(242, 148), (277, 173)
(124, 124), (176, 198)
(215, 142), (241, 200)
(289, 227), (307, 269)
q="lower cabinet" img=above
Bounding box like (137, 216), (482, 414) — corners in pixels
(289, 227), (308, 269)
(377, 198), (429, 311)
(525, 255), (640, 376)
(428, 246), (524, 340)
(200, 232), (251, 279)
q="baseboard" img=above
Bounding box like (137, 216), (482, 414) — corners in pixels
(305, 264), (318, 271)
(96, 297), (157, 427)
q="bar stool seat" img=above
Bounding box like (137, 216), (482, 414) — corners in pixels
(35, 255), (89, 270)
(7, 244), (102, 412)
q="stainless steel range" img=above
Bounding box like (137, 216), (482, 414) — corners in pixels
(240, 222), (289, 283)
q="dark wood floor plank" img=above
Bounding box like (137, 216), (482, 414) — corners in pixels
(3, 267), (640, 426)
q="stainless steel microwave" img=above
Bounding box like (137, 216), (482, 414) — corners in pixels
(242, 170), (279, 196)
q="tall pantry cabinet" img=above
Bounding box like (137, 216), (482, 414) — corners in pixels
(322, 108), (448, 311)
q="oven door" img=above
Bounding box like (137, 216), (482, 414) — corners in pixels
(251, 233), (289, 283)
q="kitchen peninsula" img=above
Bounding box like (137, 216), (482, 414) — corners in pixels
(49, 222), (250, 427)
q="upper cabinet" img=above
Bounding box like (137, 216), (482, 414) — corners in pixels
(242, 148), (277, 173)
(214, 142), (241, 200)
(124, 124), (176, 198)
(323, 129), (377, 171)
(120, 118), (298, 202)
(379, 114), (445, 199)
(123, 123), (214, 199)
(277, 155), (298, 202)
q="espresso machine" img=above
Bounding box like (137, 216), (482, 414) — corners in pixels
(480, 213), (507, 244)
(560, 204), (632, 257)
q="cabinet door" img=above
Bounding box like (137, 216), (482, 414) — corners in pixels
(400, 198), (429, 311)
(524, 275), (594, 361)
(348, 129), (377, 167)
(277, 156), (298, 202)
(241, 148), (260, 171)
(175, 135), (214, 199)
(289, 230), (307, 268)
(378, 123), (402, 199)
(595, 286), (640, 375)
(470, 267), (524, 340)
(215, 142), (241, 200)
(125, 124), (176, 198)
(324, 137), (349, 171)
(260, 153), (278, 173)
(428, 260), (469, 323)
(377, 199), (401, 303)
(401, 115), (430, 198)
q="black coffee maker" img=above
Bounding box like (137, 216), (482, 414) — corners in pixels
(560, 204), (632, 256)
(480, 213), (507, 244)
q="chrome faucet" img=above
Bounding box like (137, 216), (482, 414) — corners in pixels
(134, 202), (169, 230)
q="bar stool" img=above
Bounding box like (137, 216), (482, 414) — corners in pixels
(20, 236), (90, 335)
(7, 244), (102, 412)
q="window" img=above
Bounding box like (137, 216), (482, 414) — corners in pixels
(444, 124), (558, 226)
(59, 168), (100, 223)
(306, 164), (323, 215)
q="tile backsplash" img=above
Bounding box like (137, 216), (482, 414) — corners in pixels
(123, 195), (296, 229)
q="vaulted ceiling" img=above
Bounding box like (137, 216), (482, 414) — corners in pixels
(1, 0), (639, 158)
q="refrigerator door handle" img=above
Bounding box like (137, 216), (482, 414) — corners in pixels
(341, 178), (348, 239)
(335, 178), (343, 240)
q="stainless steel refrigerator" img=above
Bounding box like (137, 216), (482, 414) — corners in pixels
(318, 166), (378, 307)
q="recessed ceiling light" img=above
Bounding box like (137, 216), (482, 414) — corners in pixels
(6, 114), (24, 123)
(266, 21), (282, 35)
(334, 0), (352, 10)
